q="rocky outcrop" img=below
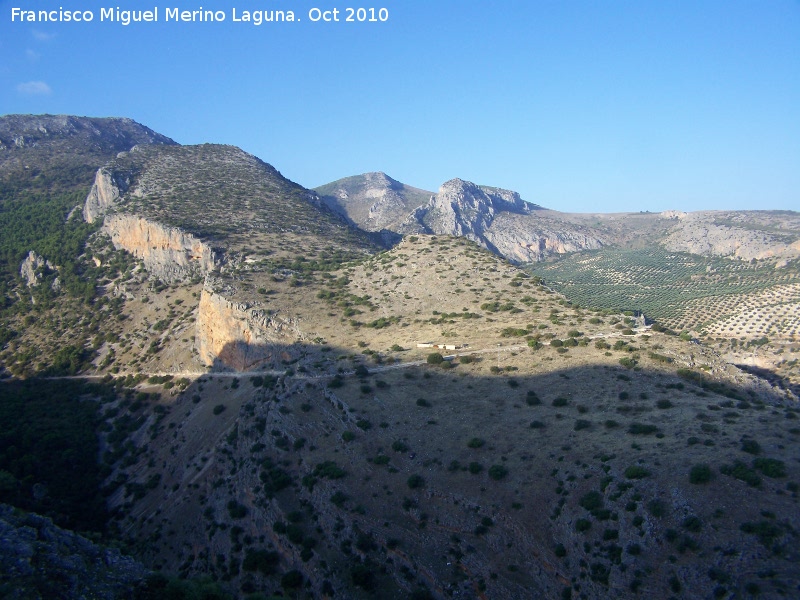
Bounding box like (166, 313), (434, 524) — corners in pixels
(195, 282), (306, 370)
(83, 166), (132, 223)
(401, 178), (531, 240)
(399, 178), (604, 262)
(0, 504), (148, 599)
(103, 214), (221, 282)
(18, 251), (54, 287)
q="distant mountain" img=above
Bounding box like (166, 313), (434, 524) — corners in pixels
(399, 178), (608, 261)
(314, 171), (432, 242)
(317, 173), (608, 262)
(660, 210), (800, 263)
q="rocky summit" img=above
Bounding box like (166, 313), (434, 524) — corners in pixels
(0, 114), (799, 600)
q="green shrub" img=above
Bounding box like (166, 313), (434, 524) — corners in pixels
(753, 457), (786, 478)
(392, 440), (409, 453)
(468, 462), (483, 474)
(242, 548), (280, 575)
(741, 439), (761, 455)
(281, 570), (304, 589)
(720, 461), (761, 487)
(227, 500), (248, 519)
(552, 397), (568, 407)
(579, 491), (603, 512)
(575, 519), (591, 532)
(467, 437), (485, 448)
(740, 520), (783, 547)
(407, 474), (425, 489)
(689, 464), (713, 484)
(313, 461), (346, 479)
(624, 465), (650, 479)
(488, 465), (508, 480)
(628, 422), (658, 435)
(427, 353), (444, 365)
(574, 419), (591, 431)
(212, 404), (226, 415)
(646, 499), (668, 518)
(682, 515), (702, 532)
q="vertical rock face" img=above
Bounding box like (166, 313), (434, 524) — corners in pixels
(195, 284), (305, 370)
(83, 166), (131, 223)
(102, 215), (220, 282)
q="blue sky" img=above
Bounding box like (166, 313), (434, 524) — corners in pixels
(1, 1), (798, 213)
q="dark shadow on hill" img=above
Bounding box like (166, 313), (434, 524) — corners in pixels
(5, 336), (800, 600)
(734, 363), (800, 399)
(139, 337), (800, 599)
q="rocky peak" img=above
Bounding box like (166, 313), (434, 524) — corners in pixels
(315, 172), (433, 235)
(19, 251), (54, 287)
(403, 178), (533, 240)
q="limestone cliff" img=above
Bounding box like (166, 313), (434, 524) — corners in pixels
(83, 165), (132, 223)
(103, 215), (220, 282)
(195, 282), (306, 370)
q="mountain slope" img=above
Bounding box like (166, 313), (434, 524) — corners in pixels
(84, 143), (378, 282)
